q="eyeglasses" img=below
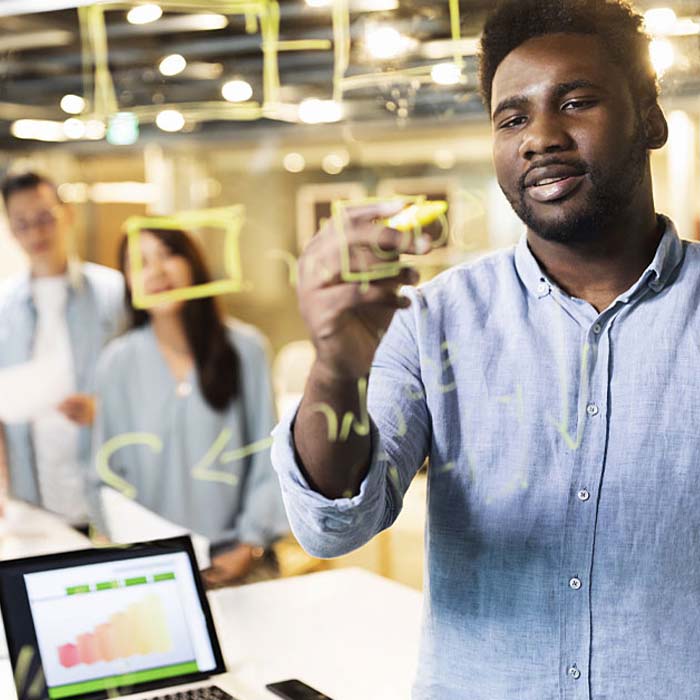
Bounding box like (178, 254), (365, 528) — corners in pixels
(9, 207), (61, 235)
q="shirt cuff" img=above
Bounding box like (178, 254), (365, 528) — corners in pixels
(271, 399), (391, 556)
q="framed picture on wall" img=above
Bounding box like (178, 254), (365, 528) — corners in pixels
(296, 182), (368, 252)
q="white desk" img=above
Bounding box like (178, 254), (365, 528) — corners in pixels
(0, 500), (90, 560)
(0, 503), (423, 700)
(208, 567), (423, 700)
(0, 500), (91, 697)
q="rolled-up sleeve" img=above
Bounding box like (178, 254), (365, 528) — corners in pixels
(271, 286), (431, 559)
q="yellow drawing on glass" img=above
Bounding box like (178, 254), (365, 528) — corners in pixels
(332, 0), (465, 101)
(333, 196), (449, 283)
(190, 429), (239, 487)
(125, 205), (245, 310)
(14, 645), (34, 698)
(77, 1), (329, 126)
(96, 433), (164, 500)
(309, 377), (369, 442)
(548, 342), (593, 451)
(221, 436), (274, 464)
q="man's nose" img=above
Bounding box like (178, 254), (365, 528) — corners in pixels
(518, 112), (574, 160)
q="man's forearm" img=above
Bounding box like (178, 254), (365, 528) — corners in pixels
(294, 362), (372, 500)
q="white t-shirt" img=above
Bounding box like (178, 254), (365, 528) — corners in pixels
(31, 276), (86, 523)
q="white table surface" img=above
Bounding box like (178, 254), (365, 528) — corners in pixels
(0, 499), (91, 697)
(207, 567), (423, 700)
(0, 503), (423, 700)
(0, 500), (90, 560)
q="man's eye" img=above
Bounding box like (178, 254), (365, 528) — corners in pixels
(563, 99), (596, 110)
(499, 116), (526, 129)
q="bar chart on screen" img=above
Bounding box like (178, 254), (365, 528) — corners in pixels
(57, 594), (173, 667)
(23, 555), (208, 697)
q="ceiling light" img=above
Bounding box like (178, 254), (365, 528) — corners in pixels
(349, 0), (398, 10)
(90, 182), (158, 204)
(365, 26), (414, 60)
(127, 4), (162, 25)
(57, 183), (89, 204)
(107, 112), (140, 146)
(186, 13), (228, 30)
(434, 148), (456, 170)
(421, 38), (480, 60)
(298, 98), (343, 124)
(60, 94), (85, 114)
(11, 119), (67, 142)
(185, 62), (223, 80)
(283, 152), (306, 173)
(155, 109), (185, 132)
(305, 0), (332, 7)
(322, 153), (346, 175)
(85, 119), (106, 140)
(431, 62), (461, 86)
(0, 29), (73, 53)
(221, 79), (253, 102)
(649, 38), (675, 76)
(159, 53), (187, 76)
(63, 118), (86, 139)
(670, 18), (700, 36)
(644, 8), (677, 35)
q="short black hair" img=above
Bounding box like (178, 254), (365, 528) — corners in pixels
(478, 0), (658, 112)
(0, 171), (61, 208)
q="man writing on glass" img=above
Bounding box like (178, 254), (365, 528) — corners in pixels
(272, 1), (699, 697)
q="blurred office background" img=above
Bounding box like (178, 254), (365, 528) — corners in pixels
(0, 0), (699, 590)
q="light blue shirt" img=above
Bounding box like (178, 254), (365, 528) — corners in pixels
(272, 216), (700, 699)
(0, 262), (124, 506)
(91, 320), (288, 549)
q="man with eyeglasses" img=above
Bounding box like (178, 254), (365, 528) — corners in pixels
(0, 171), (125, 530)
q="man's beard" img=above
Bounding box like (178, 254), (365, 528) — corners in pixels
(502, 122), (648, 244)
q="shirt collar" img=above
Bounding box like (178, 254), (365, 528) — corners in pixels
(514, 215), (684, 302)
(16, 256), (85, 305)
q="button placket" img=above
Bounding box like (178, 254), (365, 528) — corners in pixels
(558, 319), (611, 697)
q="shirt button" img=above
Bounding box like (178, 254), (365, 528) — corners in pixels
(537, 281), (549, 295)
(569, 577), (582, 590)
(586, 403), (599, 417)
(577, 489), (590, 502)
(568, 666), (581, 680)
(592, 323), (602, 334)
(176, 381), (192, 398)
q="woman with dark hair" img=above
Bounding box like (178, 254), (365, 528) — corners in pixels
(90, 228), (288, 586)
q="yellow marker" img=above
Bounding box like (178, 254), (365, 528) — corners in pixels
(335, 196), (449, 283)
(385, 200), (448, 232)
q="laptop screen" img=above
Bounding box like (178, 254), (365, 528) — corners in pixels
(0, 536), (226, 700)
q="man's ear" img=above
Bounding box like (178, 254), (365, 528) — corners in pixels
(642, 102), (668, 150)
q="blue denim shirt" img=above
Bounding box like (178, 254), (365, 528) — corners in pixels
(0, 261), (125, 506)
(272, 217), (700, 699)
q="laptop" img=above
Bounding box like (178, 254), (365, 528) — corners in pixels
(0, 536), (241, 700)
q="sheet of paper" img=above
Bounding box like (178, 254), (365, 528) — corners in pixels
(0, 358), (67, 423)
(100, 486), (211, 569)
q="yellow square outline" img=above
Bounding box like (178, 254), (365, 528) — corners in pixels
(124, 205), (245, 309)
(331, 0), (466, 100)
(78, 0), (284, 123)
(333, 195), (448, 283)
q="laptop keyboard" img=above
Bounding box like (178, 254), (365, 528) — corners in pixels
(148, 686), (237, 700)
